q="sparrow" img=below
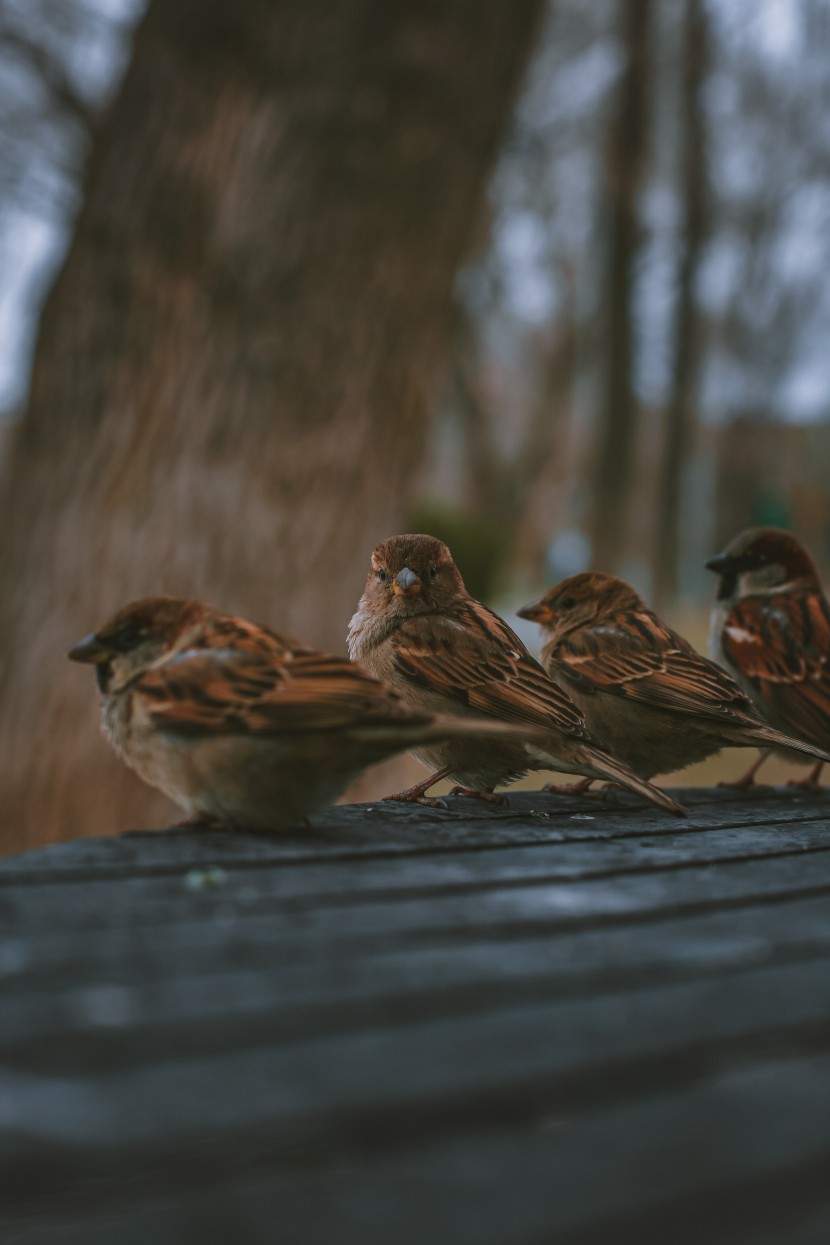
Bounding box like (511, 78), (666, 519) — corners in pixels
(517, 571), (830, 792)
(705, 526), (830, 789)
(347, 535), (685, 815)
(68, 596), (552, 832)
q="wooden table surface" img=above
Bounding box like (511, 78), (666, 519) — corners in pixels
(2, 787), (830, 1244)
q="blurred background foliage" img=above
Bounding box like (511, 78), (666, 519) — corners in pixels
(419, 0), (830, 607)
(1, 0), (829, 844)
(4, 0), (829, 598)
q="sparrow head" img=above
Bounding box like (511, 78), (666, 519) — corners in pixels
(363, 534), (467, 617)
(68, 596), (211, 694)
(705, 528), (821, 601)
(518, 572), (645, 641)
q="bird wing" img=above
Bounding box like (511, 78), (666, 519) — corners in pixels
(389, 602), (591, 739)
(553, 610), (759, 727)
(720, 590), (830, 742)
(136, 633), (426, 738)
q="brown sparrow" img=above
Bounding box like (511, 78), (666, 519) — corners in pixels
(347, 535), (685, 814)
(706, 527), (830, 789)
(68, 596), (547, 831)
(517, 571), (830, 792)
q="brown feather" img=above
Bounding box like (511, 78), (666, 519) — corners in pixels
(522, 571), (830, 778)
(720, 590), (830, 746)
(349, 539), (686, 814)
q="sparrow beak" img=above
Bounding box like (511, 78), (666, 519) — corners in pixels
(392, 567), (421, 596)
(516, 600), (552, 624)
(68, 632), (111, 664)
(704, 554), (731, 575)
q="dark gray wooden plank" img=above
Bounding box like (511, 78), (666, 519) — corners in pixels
(3, 853), (829, 997)
(748, 1206), (830, 1245)
(3, 790), (828, 1245)
(3, 1049), (830, 1245)
(2, 817), (830, 941)
(3, 956), (829, 1153)
(3, 892), (830, 1059)
(198, 1053), (830, 1245)
(2, 788), (826, 882)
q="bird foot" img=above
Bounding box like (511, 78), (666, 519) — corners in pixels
(448, 785), (508, 806)
(718, 750), (771, 791)
(383, 793), (449, 810)
(381, 767), (450, 809)
(382, 785), (449, 810)
(717, 776), (766, 792)
(786, 762), (824, 791)
(542, 778), (600, 797)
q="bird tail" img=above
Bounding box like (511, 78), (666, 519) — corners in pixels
(414, 715), (553, 747)
(354, 713), (556, 752)
(578, 745), (687, 817)
(357, 716), (686, 814)
(736, 726), (830, 766)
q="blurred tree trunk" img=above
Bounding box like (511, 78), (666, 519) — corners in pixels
(0, 0), (542, 852)
(589, 0), (650, 573)
(654, 0), (707, 610)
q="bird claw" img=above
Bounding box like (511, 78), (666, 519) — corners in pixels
(448, 786), (508, 806)
(543, 779), (601, 798)
(382, 792), (448, 810)
(783, 760), (824, 791)
(718, 750), (771, 791)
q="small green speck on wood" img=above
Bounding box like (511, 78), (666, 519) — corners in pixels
(184, 866), (229, 891)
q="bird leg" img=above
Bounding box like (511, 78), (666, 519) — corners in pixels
(448, 785), (508, 806)
(786, 761), (824, 791)
(718, 749), (771, 790)
(383, 767), (452, 809)
(542, 777), (598, 797)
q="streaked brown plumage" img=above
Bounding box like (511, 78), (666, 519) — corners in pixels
(706, 527), (830, 788)
(68, 596), (551, 831)
(518, 571), (830, 786)
(348, 535), (686, 815)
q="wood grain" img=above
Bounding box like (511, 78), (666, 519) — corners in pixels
(2, 787), (829, 1244)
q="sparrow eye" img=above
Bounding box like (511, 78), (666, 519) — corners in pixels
(112, 623), (144, 651)
(377, 568), (388, 583)
(560, 597), (576, 610)
(429, 564), (439, 580)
